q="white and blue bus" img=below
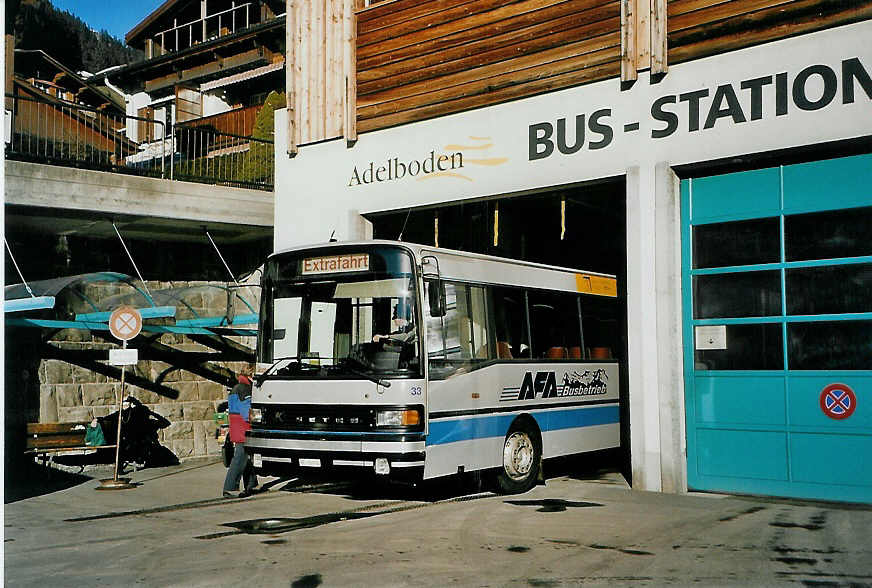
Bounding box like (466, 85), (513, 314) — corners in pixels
(248, 240), (621, 493)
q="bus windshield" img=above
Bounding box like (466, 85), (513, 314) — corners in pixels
(259, 247), (420, 378)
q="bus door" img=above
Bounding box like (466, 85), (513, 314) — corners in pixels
(424, 279), (495, 476)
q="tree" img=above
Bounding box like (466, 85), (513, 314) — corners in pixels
(241, 91), (284, 185)
(252, 91), (285, 140)
(9, 0), (143, 76)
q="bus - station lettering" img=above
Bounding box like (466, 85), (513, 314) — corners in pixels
(650, 57), (871, 138)
(528, 56), (872, 159)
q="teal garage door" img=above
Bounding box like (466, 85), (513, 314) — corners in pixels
(681, 153), (872, 503)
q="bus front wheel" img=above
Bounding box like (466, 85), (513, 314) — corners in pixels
(495, 420), (541, 494)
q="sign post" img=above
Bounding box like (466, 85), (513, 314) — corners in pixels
(97, 306), (143, 491)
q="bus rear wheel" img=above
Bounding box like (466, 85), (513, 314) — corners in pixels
(495, 420), (541, 494)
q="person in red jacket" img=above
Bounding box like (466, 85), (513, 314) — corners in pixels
(222, 366), (258, 497)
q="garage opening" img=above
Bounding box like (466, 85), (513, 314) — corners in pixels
(367, 178), (630, 481)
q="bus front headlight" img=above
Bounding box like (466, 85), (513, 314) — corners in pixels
(376, 409), (420, 427)
(249, 408), (263, 424)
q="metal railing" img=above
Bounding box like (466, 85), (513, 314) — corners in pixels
(173, 123), (274, 190)
(5, 93), (275, 191)
(5, 93), (166, 178)
(152, 3), (253, 56)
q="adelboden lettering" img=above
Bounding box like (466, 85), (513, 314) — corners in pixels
(349, 150), (463, 186)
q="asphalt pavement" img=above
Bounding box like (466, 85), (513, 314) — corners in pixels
(4, 458), (872, 587)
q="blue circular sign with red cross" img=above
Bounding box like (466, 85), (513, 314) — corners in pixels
(819, 383), (857, 420)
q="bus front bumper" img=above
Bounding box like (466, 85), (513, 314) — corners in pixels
(245, 430), (426, 479)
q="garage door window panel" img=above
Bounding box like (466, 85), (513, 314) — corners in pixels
(694, 323), (784, 371)
(693, 271), (782, 319)
(693, 217), (780, 269)
(786, 263), (872, 316)
(787, 319), (872, 370)
(785, 206), (872, 262)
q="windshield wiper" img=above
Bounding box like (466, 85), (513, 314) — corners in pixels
(259, 356), (390, 388)
(335, 358), (391, 388)
(255, 356), (299, 386)
(256, 357), (321, 384)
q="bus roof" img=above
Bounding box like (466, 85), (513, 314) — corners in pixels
(269, 240), (617, 297)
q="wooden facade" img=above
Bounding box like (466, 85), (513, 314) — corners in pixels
(282, 0), (872, 144)
(667, 0), (872, 65)
(623, 0), (668, 80)
(285, 0), (356, 154)
(355, 0), (624, 133)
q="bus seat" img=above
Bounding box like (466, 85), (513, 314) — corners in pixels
(497, 341), (513, 359)
(546, 346), (567, 359)
(568, 346), (582, 359)
(590, 347), (612, 359)
(373, 350), (400, 369)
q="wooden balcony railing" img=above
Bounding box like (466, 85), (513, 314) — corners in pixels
(149, 3), (257, 57)
(179, 105), (260, 138)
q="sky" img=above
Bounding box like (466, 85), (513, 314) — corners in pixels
(50, 0), (166, 41)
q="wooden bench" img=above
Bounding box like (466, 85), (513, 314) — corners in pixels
(25, 422), (116, 471)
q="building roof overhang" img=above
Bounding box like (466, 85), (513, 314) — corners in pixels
(126, 0), (187, 46)
(13, 49), (126, 112)
(110, 17), (284, 93)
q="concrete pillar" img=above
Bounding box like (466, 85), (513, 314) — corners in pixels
(347, 209), (373, 241)
(626, 162), (687, 494)
(654, 162), (686, 494)
(626, 164), (663, 492)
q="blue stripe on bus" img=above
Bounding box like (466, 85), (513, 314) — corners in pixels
(426, 405), (619, 446)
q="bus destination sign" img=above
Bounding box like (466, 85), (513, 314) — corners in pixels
(302, 253), (370, 275)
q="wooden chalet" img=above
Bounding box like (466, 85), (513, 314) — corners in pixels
(110, 0), (286, 140)
(7, 50), (137, 166)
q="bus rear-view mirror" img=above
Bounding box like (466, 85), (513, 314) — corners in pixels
(428, 281), (445, 317)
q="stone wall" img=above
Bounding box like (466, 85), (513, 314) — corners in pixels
(34, 280), (257, 462)
(37, 357), (246, 461)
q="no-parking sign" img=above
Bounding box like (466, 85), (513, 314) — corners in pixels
(819, 383), (857, 420)
(109, 305), (143, 341)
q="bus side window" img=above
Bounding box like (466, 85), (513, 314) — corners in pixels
(426, 281), (490, 379)
(491, 286), (530, 359)
(581, 296), (619, 360)
(466, 285), (489, 359)
(528, 291), (582, 359)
